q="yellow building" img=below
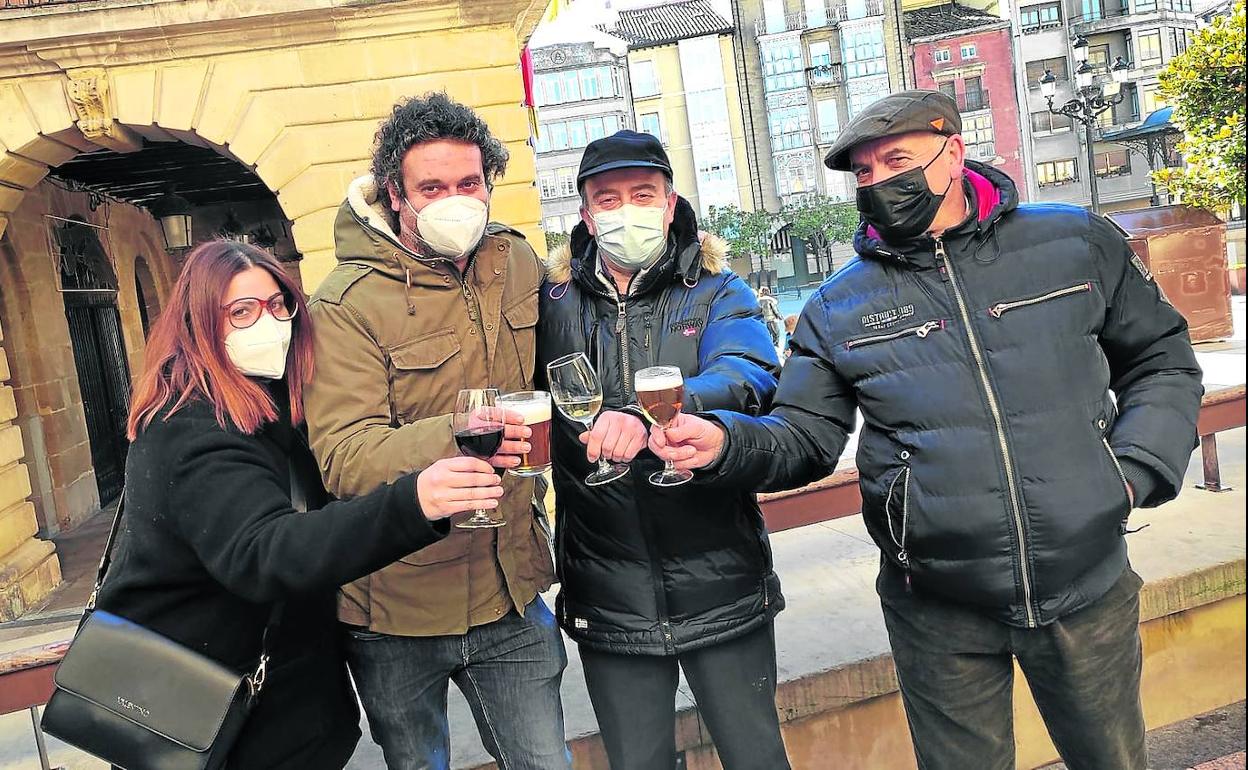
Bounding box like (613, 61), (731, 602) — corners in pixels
(607, 0), (762, 233)
(0, 0), (547, 619)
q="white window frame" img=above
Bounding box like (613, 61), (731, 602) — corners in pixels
(960, 43), (977, 59)
(934, 48), (952, 64)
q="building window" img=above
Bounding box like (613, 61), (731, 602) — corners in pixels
(843, 24), (886, 78)
(544, 216), (562, 232)
(1026, 57), (1069, 87)
(539, 171), (559, 199)
(809, 41), (832, 68)
(1020, 2), (1062, 32)
(938, 81), (957, 99)
(805, 0), (829, 28)
(1036, 158), (1078, 187)
(764, 0), (786, 33)
(1140, 85), (1167, 114)
(639, 112), (662, 139)
(768, 102), (813, 151)
(934, 48), (952, 64)
(817, 98), (839, 143)
(963, 76), (988, 110)
(1135, 0), (1157, 11)
(1095, 150), (1132, 178)
(557, 167), (577, 197)
(1080, 0), (1103, 21)
(631, 60), (659, 97)
(1088, 44), (1111, 73)
(964, 113), (995, 159)
(1138, 30), (1163, 64)
(1031, 110), (1074, 133)
(537, 116), (620, 153)
(961, 43), (978, 59)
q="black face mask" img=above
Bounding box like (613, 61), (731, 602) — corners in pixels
(856, 140), (955, 244)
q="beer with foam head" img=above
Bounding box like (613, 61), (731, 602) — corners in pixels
(498, 391), (552, 476)
(634, 367), (685, 428)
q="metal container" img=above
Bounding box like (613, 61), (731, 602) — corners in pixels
(1107, 206), (1233, 343)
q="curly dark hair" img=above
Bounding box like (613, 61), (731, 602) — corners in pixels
(371, 92), (509, 201)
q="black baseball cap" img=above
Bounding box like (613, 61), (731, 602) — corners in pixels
(824, 90), (962, 172)
(577, 130), (674, 189)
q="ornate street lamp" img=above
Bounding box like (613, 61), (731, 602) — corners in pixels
(1039, 40), (1128, 213)
(147, 186), (193, 251)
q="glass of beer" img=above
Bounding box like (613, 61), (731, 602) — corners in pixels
(634, 366), (694, 487)
(452, 388), (506, 529)
(547, 352), (629, 486)
(497, 391), (552, 477)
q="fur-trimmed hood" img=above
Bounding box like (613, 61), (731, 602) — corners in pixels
(545, 231), (728, 285)
(544, 196), (729, 289)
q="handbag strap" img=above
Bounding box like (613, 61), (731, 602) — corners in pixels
(87, 484), (291, 699)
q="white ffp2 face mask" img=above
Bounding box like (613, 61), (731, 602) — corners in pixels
(225, 313), (293, 380)
(592, 204), (668, 271)
(407, 195), (489, 259)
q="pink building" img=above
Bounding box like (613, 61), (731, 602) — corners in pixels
(905, 4), (1028, 199)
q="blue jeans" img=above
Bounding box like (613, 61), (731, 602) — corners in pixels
(344, 597), (571, 770)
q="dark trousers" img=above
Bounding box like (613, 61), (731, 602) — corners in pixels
(880, 566), (1148, 770)
(579, 623), (791, 770)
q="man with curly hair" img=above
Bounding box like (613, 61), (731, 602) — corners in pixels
(304, 92), (570, 769)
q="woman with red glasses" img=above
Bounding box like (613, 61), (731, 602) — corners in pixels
(91, 240), (502, 769)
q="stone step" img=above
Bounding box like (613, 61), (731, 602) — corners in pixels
(0, 538), (61, 623)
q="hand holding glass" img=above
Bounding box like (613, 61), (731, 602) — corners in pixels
(452, 389), (506, 529)
(634, 366), (694, 487)
(548, 352), (630, 486)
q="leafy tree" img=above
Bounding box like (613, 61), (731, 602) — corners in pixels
(702, 205), (776, 274)
(1154, 0), (1245, 212)
(781, 195), (860, 278)
(544, 230), (570, 254)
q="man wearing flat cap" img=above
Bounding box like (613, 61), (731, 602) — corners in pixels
(651, 91), (1203, 769)
(536, 130), (790, 769)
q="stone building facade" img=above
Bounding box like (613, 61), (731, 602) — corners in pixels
(0, 0), (546, 619)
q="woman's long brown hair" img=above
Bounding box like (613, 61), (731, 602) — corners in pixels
(126, 240), (314, 438)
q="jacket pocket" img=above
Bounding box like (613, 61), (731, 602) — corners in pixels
(844, 320), (943, 350)
(1097, 416), (1133, 516)
(988, 282), (1092, 319)
(388, 329), (462, 423)
(884, 462), (913, 565)
(503, 296), (538, 386)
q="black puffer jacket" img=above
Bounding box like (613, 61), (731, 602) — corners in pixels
(537, 198), (782, 655)
(709, 163), (1202, 628)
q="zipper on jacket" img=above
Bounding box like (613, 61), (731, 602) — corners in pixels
(845, 320), (944, 350)
(935, 237), (1038, 627)
(989, 283), (1092, 319)
(885, 466), (913, 591)
(1098, 417), (1132, 510)
(616, 298), (632, 395)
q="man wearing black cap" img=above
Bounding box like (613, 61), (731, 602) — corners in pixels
(651, 91), (1203, 769)
(536, 130), (790, 769)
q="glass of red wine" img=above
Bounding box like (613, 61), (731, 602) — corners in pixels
(452, 388), (506, 529)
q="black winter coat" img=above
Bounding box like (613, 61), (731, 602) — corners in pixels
(537, 198), (783, 655)
(708, 163), (1203, 628)
(96, 389), (447, 769)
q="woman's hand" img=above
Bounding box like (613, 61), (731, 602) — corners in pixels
(416, 457), (504, 520)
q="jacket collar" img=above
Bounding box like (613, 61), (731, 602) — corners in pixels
(853, 161), (1019, 269)
(334, 175), (513, 291)
(544, 196), (727, 297)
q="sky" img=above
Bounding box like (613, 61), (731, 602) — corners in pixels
(529, 0), (738, 50)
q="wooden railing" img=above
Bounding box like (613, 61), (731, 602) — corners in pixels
(1, 387), (1244, 768)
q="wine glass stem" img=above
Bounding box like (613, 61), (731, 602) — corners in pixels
(661, 425), (677, 474)
(599, 458), (614, 472)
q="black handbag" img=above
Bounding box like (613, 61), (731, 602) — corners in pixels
(41, 495), (280, 770)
